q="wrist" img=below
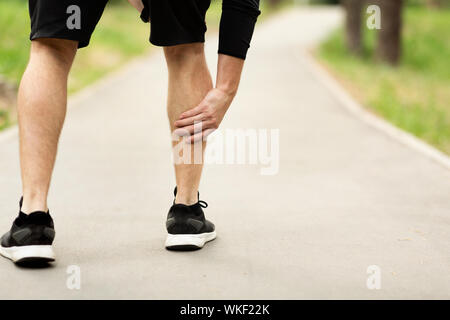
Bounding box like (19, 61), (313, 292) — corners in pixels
(215, 84), (238, 98)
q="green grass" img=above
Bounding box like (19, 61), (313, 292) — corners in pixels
(0, 0), (32, 85)
(0, 109), (10, 131)
(317, 7), (450, 154)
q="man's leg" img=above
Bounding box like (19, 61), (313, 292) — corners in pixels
(164, 43), (213, 205)
(18, 39), (78, 213)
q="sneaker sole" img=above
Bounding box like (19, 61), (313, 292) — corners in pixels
(0, 245), (55, 264)
(165, 231), (217, 251)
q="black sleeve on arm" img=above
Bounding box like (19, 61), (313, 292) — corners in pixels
(218, 0), (261, 60)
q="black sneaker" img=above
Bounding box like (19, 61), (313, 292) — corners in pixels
(0, 198), (55, 264)
(165, 187), (216, 250)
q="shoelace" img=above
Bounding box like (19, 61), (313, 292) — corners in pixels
(199, 200), (208, 208)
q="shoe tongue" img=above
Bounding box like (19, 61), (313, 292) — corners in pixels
(173, 202), (200, 209)
(18, 210), (50, 225)
(20, 210), (48, 216)
(27, 210), (49, 216)
(172, 203), (204, 219)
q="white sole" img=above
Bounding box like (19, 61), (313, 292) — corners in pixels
(165, 231), (217, 250)
(0, 245), (55, 263)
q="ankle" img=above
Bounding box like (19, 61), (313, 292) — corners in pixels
(175, 192), (198, 206)
(21, 193), (48, 214)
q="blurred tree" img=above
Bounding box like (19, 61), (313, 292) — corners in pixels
(425, 0), (445, 7)
(342, 0), (364, 54)
(376, 0), (403, 65)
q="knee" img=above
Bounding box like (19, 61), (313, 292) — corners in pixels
(31, 38), (78, 66)
(164, 43), (205, 67)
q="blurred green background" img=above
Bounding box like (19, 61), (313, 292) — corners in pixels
(0, 0), (449, 156)
(317, 0), (450, 154)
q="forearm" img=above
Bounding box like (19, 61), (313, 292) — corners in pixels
(216, 54), (244, 97)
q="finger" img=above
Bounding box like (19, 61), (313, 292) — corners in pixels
(174, 120), (212, 136)
(179, 105), (205, 120)
(174, 124), (197, 136)
(187, 128), (216, 144)
(173, 126), (193, 137)
(188, 132), (205, 144)
(178, 119), (215, 134)
(174, 113), (206, 128)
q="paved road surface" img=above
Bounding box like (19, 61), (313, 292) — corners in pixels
(0, 7), (449, 299)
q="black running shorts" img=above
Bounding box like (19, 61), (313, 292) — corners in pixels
(140, 0), (261, 59)
(28, 0), (210, 49)
(29, 0), (259, 59)
(141, 0), (211, 46)
(29, 0), (108, 48)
